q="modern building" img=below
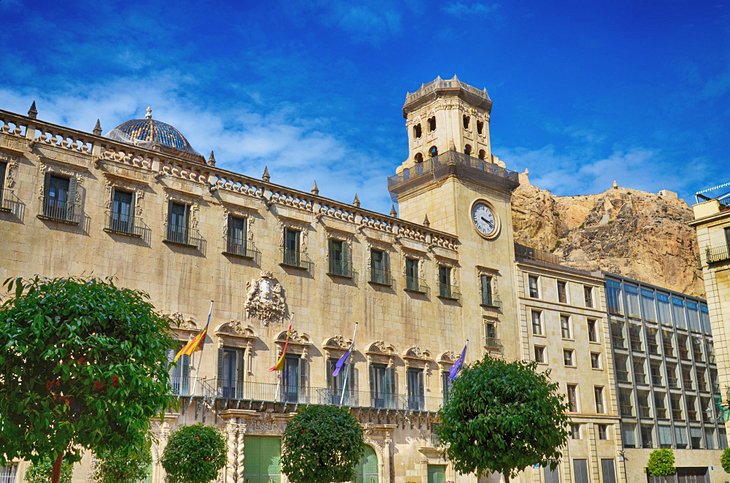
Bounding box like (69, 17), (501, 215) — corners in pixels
(0, 77), (727, 482)
(605, 274), (725, 482)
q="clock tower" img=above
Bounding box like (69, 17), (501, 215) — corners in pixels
(388, 75), (522, 359)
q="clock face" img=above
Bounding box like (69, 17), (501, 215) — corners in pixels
(471, 202), (498, 238)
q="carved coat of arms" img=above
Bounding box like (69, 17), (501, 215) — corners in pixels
(244, 271), (286, 326)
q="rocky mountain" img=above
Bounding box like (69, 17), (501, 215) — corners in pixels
(511, 172), (704, 297)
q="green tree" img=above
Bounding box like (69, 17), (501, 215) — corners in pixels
(647, 448), (676, 481)
(281, 405), (365, 483)
(722, 447), (730, 473)
(92, 437), (153, 483)
(161, 424), (227, 483)
(0, 276), (175, 483)
(435, 355), (570, 482)
(24, 457), (73, 483)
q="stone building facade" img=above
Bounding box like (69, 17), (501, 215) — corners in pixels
(0, 77), (727, 482)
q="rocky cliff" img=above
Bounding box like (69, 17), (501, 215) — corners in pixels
(511, 172), (704, 297)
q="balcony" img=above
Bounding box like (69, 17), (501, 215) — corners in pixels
(164, 225), (204, 250)
(104, 210), (148, 238)
(388, 151), (519, 196)
(405, 276), (429, 295)
(481, 294), (502, 309)
(0, 190), (23, 218)
(438, 283), (460, 301)
(485, 337), (503, 351)
(38, 197), (81, 224)
(514, 243), (562, 265)
(328, 258), (354, 279)
(224, 238), (260, 260)
(706, 244), (730, 264)
(369, 267), (393, 286)
(280, 247), (313, 271)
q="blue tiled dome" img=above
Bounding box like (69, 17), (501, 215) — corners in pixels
(107, 109), (204, 162)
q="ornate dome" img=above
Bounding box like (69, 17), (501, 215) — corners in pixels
(106, 107), (205, 163)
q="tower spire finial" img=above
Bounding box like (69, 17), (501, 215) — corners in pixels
(390, 203), (397, 218)
(262, 166), (270, 182)
(208, 150), (216, 166)
(28, 100), (38, 119)
(311, 180), (319, 195)
(145, 106), (152, 119)
(93, 119), (102, 136)
(353, 193), (360, 208)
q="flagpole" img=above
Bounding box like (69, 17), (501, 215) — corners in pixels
(191, 300), (214, 398)
(339, 322), (358, 406)
(275, 313), (293, 402)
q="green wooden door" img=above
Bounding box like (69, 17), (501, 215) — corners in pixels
(427, 464), (447, 483)
(243, 436), (282, 483)
(354, 446), (378, 483)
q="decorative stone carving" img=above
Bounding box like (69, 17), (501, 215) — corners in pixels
(163, 312), (198, 330)
(0, 152), (19, 190)
(216, 320), (257, 339)
(244, 271), (286, 326)
(37, 161), (84, 205)
(404, 346), (431, 360)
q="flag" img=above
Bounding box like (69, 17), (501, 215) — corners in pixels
(174, 301), (214, 363)
(448, 339), (469, 382)
(332, 322), (358, 378)
(270, 322), (293, 372)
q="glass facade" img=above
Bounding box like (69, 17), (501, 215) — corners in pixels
(606, 275), (726, 450)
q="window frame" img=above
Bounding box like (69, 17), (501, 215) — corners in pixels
(534, 345), (546, 364)
(528, 275), (540, 298)
(369, 248), (391, 285)
(567, 384), (579, 412)
(531, 310), (543, 336)
(557, 280), (568, 304)
(584, 285), (594, 308)
(560, 314), (572, 339)
(563, 349), (575, 367)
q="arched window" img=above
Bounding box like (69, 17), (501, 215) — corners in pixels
(477, 120), (484, 135)
(414, 153), (424, 174)
(428, 116), (436, 132)
(414, 153), (423, 163)
(413, 124), (422, 139)
(463, 115), (470, 129)
(429, 146), (438, 157)
(478, 149), (486, 160)
(464, 144), (472, 155)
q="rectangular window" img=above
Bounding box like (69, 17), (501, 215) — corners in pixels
(0, 464), (18, 483)
(0, 161), (6, 207)
(167, 201), (190, 244)
(571, 423), (582, 439)
(598, 424), (609, 440)
(405, 257), (420, 291)
(675, 427), (688, 449)
(283, 228), (301, 267)
(633, 357), (646, 385)
(226, 215), (248, 256)
(647, 328), (660, 355)
(601, 459), (616, 483)
(168, 350), (191, 396)
(588, 319), (598, 342)
(590, 352), (601, 369)
(438, 265), (452, 298)
(657, 292), (671, 325)
(326, 358), (353, 406)
(532, 310), (543, 335)
(442, 371), (452, 404)
(370, 363), (396, 409)
(572, 459), (589, 483)
(328, 239), (351, 277)
(658, 425), (672, 448)
(650, 361), (663, 386)
(282, 355), (304, 403)
(370, 249), (390, 285)
(595, 386), (605, 413)
(619, 389), (634, 416)
(560, 314), (572, 339)
(485, 322), (498, 348)
(218, 347), (244, 400)
(654, 393), (667, 419)
(567, 384), (578, 412)
(641, 288), (657, 321)
(480, 274), (494, 306)
(640, 424), (654, 448)
(528, 275), (539, 298)
(687, 301), (700, 332)
(622, 423), (637, 448)
(670, 394), (684, 420)
(584, 285), (594, 308)
(407, 367), (425, 411)
(629, 324), (643, 352)
(672, 297), (686, 328)
(625, 283), (640, 317)
(108, 188), (135, 234)
(705, 428), (716, 449)
(534, 346), (546, 363)
(606, 279), (623, 314)
(690, 427), (703, 449)
(563, 349), (575, 367)
(557, 280), (568, 303)
(44, 174), (77, 222)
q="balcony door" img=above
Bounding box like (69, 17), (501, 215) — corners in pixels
(168, 350), (190, 396)
(283, 355), (305, 403)
(111, 189), (134, 233)
(218, 347), (243, 399)
(407, 367), (424, 410)
(370, 363), (395, 409)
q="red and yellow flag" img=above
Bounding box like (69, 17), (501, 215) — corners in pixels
(173, 301), (213, 363)
(269, 322), (293, 371)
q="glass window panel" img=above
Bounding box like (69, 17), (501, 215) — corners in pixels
(686, 301), (700, 332)
(658, 425), (673, 447)
(606, 279), (623, 314)
(641, 288), (656, 321)
(672, 297), (686, 329)
(622, 423), (637, 447)
(656, 293), (671, 325)
(625, 284), (640, 317)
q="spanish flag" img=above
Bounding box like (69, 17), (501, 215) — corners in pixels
(269, 322), (293, 371)
(174, 301), (213, 363)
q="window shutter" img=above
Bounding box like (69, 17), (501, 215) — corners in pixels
(66, 177), (77, 221)
(236, 349), (244, 386)
(369, 365), (376, 395)
(299, 356), (308, 401)
(328, 239), (335, 273)
(43, 173), (51, 213)
(217, 348), (225, 395)
(386, 366), (395, 395)
(344, 242), (351, 274)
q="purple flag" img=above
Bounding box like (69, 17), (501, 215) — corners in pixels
(448, 340), (469, 382)
(332, 346), (352, 378)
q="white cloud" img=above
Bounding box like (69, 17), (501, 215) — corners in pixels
(442, 1), (500, 18)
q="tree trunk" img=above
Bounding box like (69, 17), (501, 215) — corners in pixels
(51, 452), (63, 483)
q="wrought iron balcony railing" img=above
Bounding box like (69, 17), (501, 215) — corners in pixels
(438, 283), (460, 300)
(224, 237), (260, 259)
(328, 258), (354, 278)
(0, 190), (22, 217)
(405, 276), (429, 295)
(281, 247), (313, 271)
(104, 210), (147, 237)
(369, 267), (393, 286)
(38, 197), (81, 224)
(706, 245), (730, 264)
(165, 225), (204, 250)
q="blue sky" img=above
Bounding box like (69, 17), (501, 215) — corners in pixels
(2, 0), (729, 213)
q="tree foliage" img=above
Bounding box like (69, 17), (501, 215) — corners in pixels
(647, 449), (676, 477)
(24, 457), (73, 483)
(435, 355), (570, 481)
(720, 447), (730, 474)
(0, 276), (175, 482)
(281, 405), (365, 483)
(161, 424), (227, 483)
(92, 437), (152, 483)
